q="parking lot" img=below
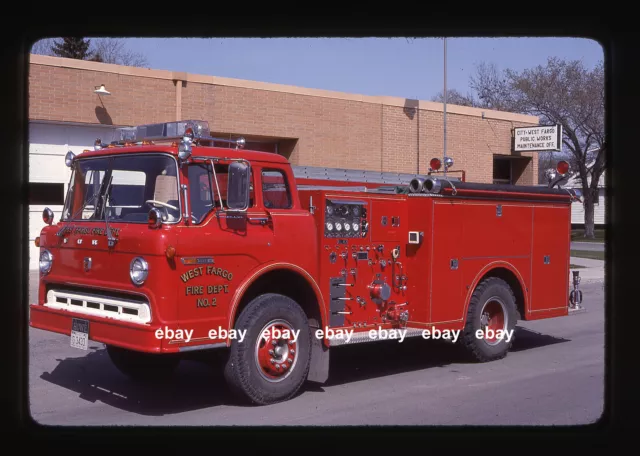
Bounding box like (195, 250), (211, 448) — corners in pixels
(28, 273), (604, 426)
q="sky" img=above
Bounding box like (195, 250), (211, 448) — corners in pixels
(112, 37), (604, 101)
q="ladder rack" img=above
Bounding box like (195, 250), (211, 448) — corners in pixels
(292, 166), (462, 185)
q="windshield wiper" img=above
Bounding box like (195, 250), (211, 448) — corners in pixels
(102, 174), (117, 248)
(57, 190), (100, 237)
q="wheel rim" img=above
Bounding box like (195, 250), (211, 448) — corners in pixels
(254, 319), (299, 383)
(479, 297), (508, 346)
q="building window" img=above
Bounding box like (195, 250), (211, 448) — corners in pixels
(493, 158), (512, 185)
(29, 183), (64, 205)
(262, 169), (291, 209)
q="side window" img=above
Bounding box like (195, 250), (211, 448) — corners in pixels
(262, 169), (292, 209)
(188, 164), (213, 224)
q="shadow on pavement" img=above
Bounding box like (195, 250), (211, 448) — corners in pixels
(39, 325), (570, 415)
(509, 326), (570, 353)
(319, 326), (569, 388)
(40, 347), (237, 416)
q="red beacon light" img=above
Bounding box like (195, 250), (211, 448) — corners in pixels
(429, 158), (442, 171)
(556, 160), (570, 176)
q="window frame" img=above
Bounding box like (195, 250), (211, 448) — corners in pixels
(187, 161), (216, 225)
(261, 167), (293, 210)
(60, 153), (182, 224)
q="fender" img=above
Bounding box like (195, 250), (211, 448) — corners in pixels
(461, 260), (529, 323)
(226, 261), (328, 347)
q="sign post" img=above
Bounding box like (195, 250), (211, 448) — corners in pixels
(513, 124), (563, 152)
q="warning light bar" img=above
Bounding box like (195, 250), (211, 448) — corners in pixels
(114, 120), (210, 144)
(93, 119), (246, 155)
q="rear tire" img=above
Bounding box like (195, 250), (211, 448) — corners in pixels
(107, 345), (180, 382)
(224, 293), (311, 405)
(460, 277), (518, 362)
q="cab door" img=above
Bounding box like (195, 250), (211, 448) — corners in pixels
(174, 161), (274, 343)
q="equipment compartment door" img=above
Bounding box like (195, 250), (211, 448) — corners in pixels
(530, 206), (571, 313)
(429, 201), (464, 324)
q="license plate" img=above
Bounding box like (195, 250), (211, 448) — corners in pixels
(70, 318), (89, 350)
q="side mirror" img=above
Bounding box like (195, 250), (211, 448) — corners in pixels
(227, 162), (250, 211)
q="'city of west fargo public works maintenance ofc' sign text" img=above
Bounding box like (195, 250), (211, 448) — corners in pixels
(513, 125), (562, 152)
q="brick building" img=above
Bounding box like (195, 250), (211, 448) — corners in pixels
(27, 54), (539, 268)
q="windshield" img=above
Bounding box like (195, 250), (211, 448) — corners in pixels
(62, 154), (180, 224)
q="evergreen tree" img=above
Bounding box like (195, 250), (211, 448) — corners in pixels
(51, 38), (92, 60)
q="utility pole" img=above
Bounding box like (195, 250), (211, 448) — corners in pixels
(443, 37), (448, 177)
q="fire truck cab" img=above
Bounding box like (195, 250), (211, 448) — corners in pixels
(30, 120), (584, 405)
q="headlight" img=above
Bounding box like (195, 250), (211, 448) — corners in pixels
(39, 249), (53, 275)
(130, 257), (149, 286)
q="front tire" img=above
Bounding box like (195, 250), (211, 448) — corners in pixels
(460, 277), (518, 362)
(107, 345), (180, 382)
(224, 293), (311, 405)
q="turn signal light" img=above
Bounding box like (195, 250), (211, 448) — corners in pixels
(430, 158), (442, 171)
(35, 237), (40, 247)
(166, 245), (176, 260)
(556, 160), (570, 175)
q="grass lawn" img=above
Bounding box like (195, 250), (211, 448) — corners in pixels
(571, 228), (605, 242)
(570, 250), (605, 261)
(570, 264), (586, 269)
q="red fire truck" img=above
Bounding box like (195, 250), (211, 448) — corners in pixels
(29, 120), (584, 405)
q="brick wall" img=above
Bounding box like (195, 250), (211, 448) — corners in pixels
(29, 64), (176, 126)
(28, 55), (538, 184)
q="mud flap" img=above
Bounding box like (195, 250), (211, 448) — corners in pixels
(307, 332), (329, 384)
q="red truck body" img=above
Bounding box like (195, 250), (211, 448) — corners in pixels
(29, 120), (582, 405)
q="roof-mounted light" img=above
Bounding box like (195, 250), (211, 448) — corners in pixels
(113, 120), (210, 144)
(429, 158), (442, 171)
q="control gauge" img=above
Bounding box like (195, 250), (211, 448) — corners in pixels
(344, 223), (351, 231)
(352, 222), (359, 231)
(326, 205), (334, 215)
(351, 206), (360, 217)
(338, 205), (349, 216)
(335, 222), (343, 231)
(326, 222), (334, 231)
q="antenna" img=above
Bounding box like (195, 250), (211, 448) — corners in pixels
(443, 37), (448, 178)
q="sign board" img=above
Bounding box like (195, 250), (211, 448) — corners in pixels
(513, 124), (562, 152)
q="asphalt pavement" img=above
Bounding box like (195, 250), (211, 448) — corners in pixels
(27, 275), (605, 426)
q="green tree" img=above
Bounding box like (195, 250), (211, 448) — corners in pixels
(51, 38), (92, 60)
